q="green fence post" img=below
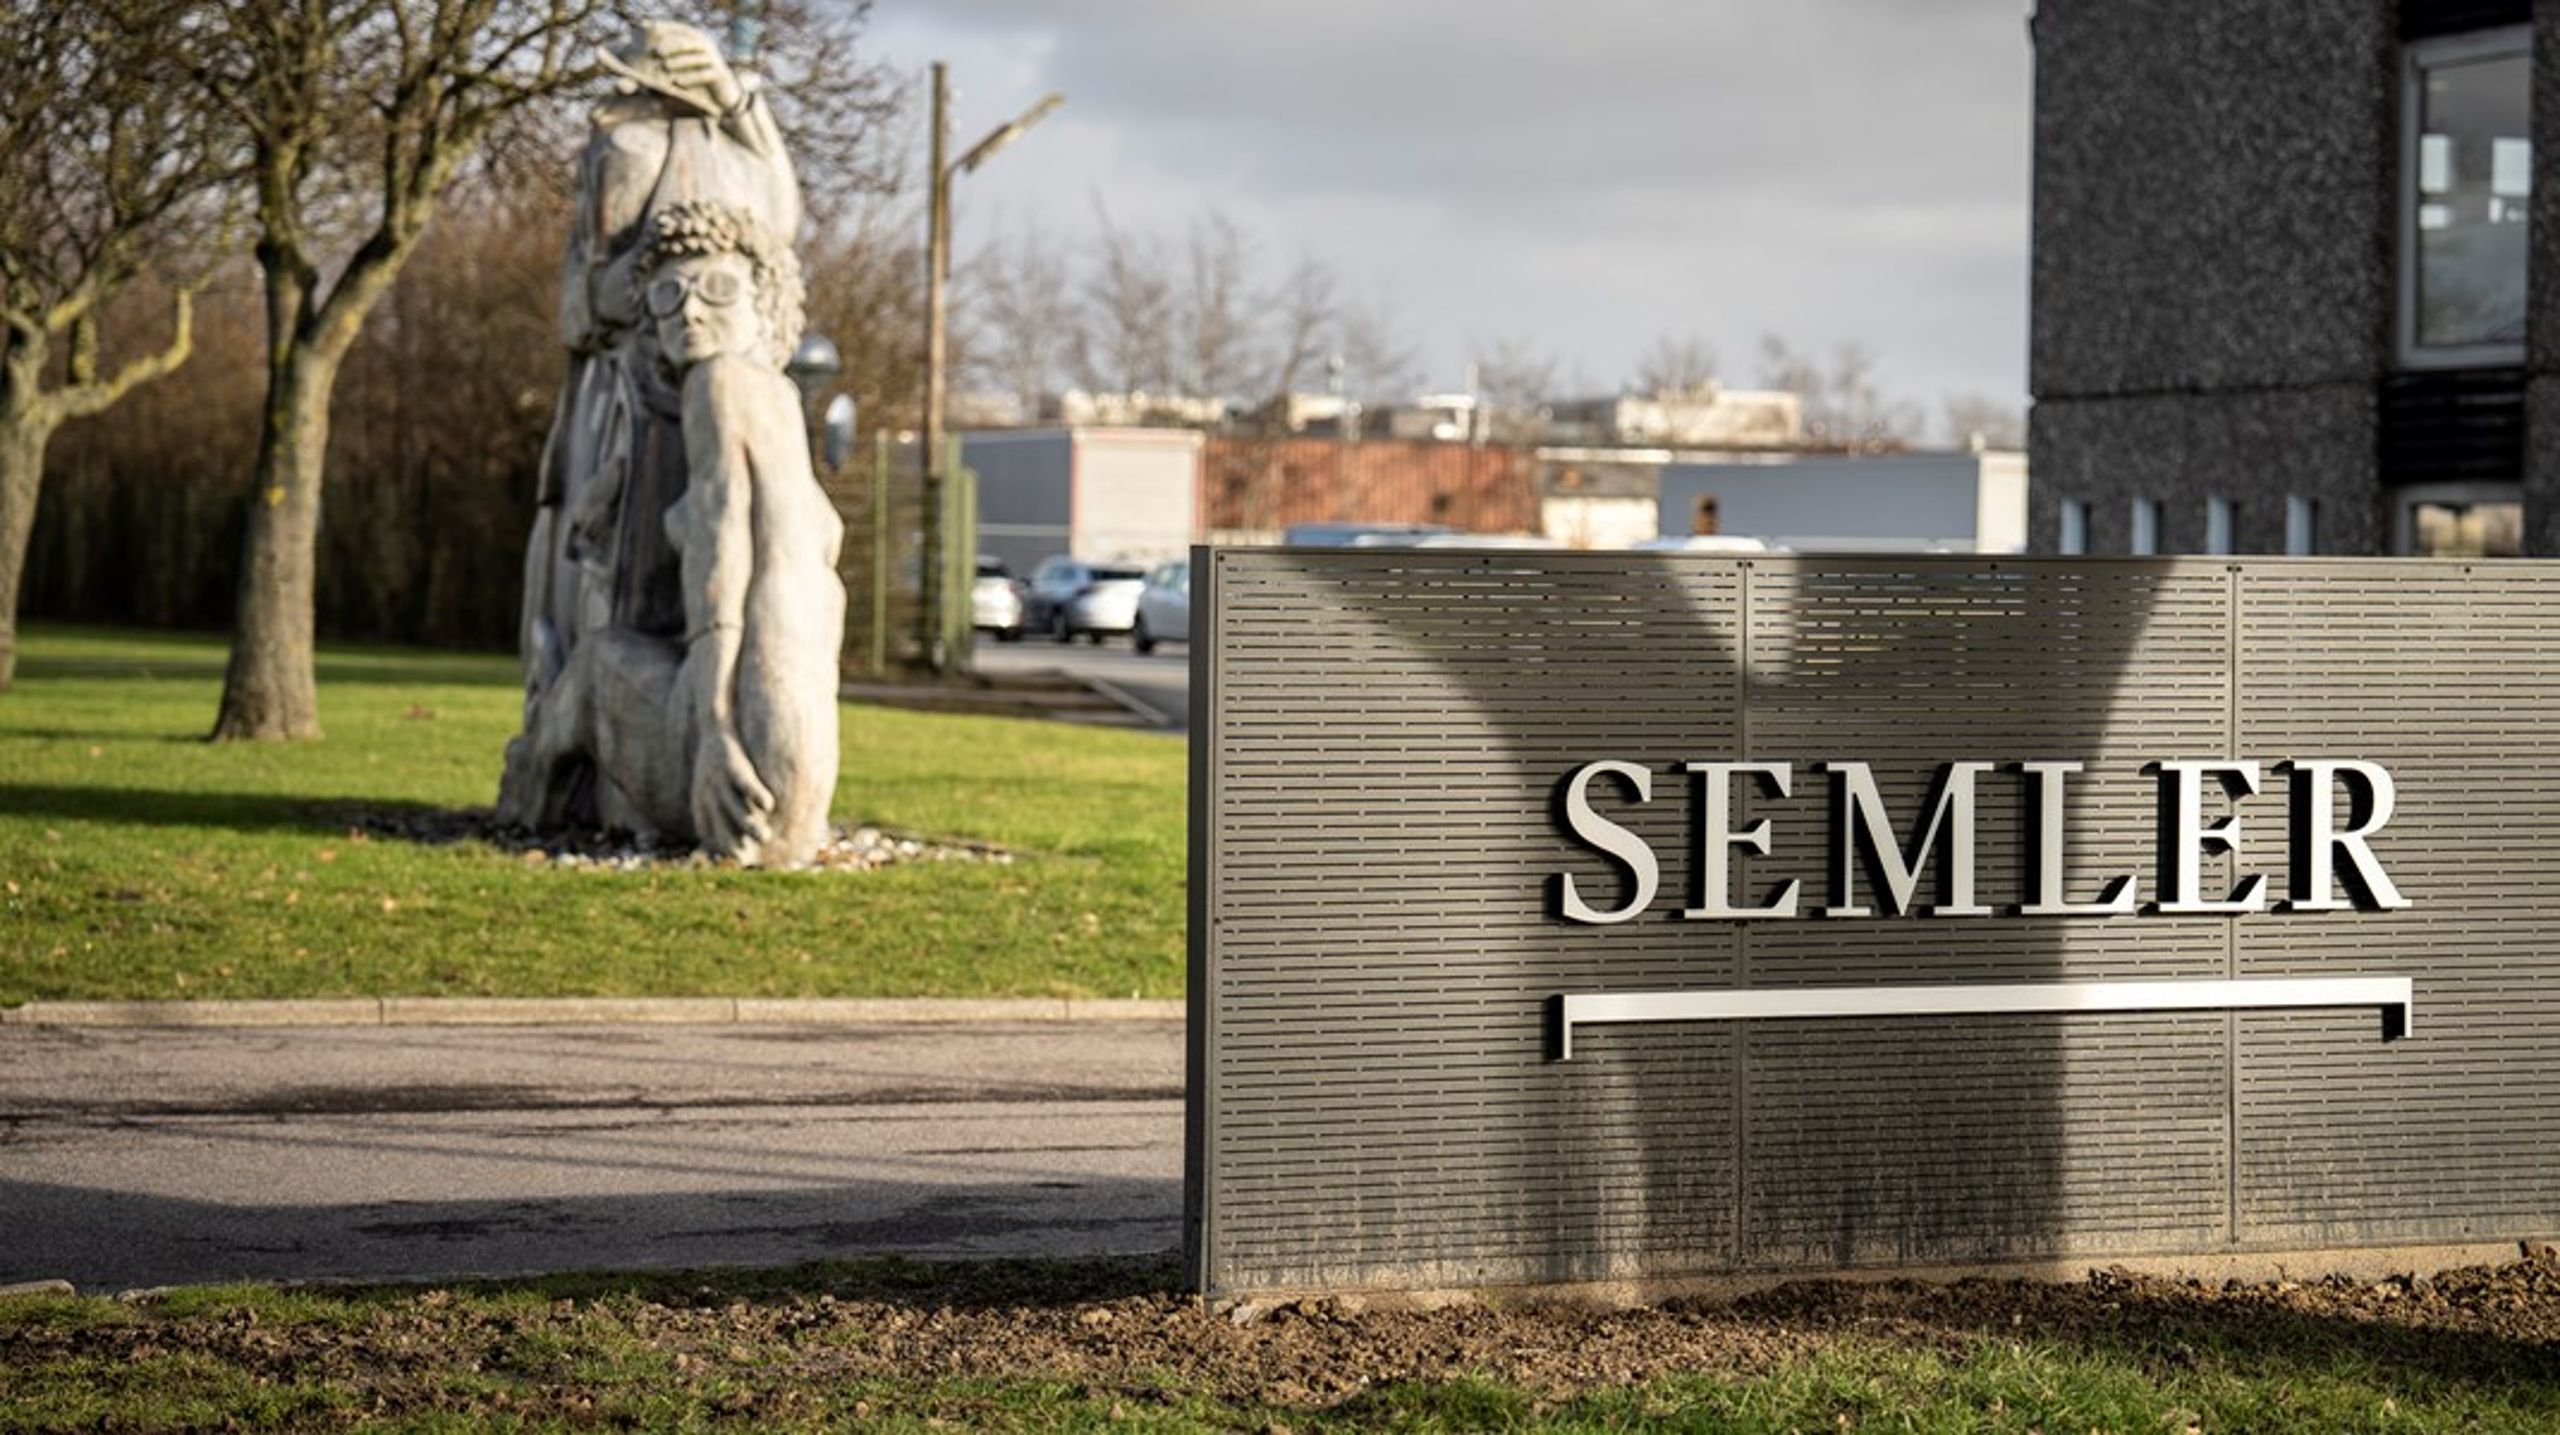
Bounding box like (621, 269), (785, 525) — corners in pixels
(939, 437), (969, 671)
(869, 431), (890, 677)
(952, 458), (979, 672)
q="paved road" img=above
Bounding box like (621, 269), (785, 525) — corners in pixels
(975, 637), (1191, 733)
(0, 1021), (1183, 1291)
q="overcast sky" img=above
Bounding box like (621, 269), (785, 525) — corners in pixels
(863, 1), (2035, 429)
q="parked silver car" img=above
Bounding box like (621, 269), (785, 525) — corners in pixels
(1063, 563), (1148, 643)
(1134, 559), (1190, 654)
(1026, 556), (1150, 643)
(971, 556), (1025, 641)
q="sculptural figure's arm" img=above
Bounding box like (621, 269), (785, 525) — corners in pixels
(722, 87), (802, 242)
(677, 358), (775, 853)
(647, 26), (802, 243)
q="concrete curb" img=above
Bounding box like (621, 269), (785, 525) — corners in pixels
(0, 997), (1186, 1029)
(1073, 671), (1177, 729)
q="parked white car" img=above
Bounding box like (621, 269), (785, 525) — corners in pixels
(1391, 533), (1563, 550)
(1630, 535), (1772, 554)
(1286, 522), (1453, 546)
(1134, 559), (1190, 654)
(1050, 561), (1148, 644)
(971, 556), (1025, 641)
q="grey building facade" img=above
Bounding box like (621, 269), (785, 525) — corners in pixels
(2031, 0), (2555, 557)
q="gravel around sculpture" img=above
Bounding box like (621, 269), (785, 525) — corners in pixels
(347, 808), (1010, 873)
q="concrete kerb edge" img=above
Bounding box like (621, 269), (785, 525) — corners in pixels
(0, 997), (1186, 1029)
(1072, 672), (1176, 728)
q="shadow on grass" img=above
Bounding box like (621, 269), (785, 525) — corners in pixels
(0, 728), (211, 746)
(14, 654), (518, 690)
(2072, 1279), (2560, 1399)
(0, 784), (449, 834)
(1711, 1269), (2560, 1408)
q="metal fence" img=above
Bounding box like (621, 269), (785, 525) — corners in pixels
(823, 437), (976, 676)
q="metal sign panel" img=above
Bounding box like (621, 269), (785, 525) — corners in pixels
(1186, 551), (2560, 1297)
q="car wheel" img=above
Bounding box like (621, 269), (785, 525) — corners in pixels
(1133, 619), (1156, 655)
(1051, 611), (1071, 644)
(1085, 630), (1106, 645)
(998, 624), (1023, 644)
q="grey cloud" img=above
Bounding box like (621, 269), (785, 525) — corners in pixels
(916, 1), (2027, 201)
(878, 0), (2034, 404)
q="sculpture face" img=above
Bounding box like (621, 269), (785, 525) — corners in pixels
(648, 253), (760, 367)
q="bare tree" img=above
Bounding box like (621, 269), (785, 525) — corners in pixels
(729, 1), (903, 226)
(1068, 200), (1174, 396)
(1174, 209), (1260, 403)
(964, 208), (1268, 418)
(1941, 391), (2025, 451)
(1196, 246), (1342, 535)
(1633, 332), (1718, 396)
(1471, 335), (1557, 443)
(1756, 334), (1921, 452)
(1256, 253), (1336, 405)
(964, 203), (1425, 432)
(1333, 291), (1421, 407)
(0, 0), (232, 690)
(179, 0), (627, 740)
(959, 222), (1074, 415)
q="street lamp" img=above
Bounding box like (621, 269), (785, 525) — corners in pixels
(921, 66), (1062, 674)
(821, 393), (856, 471)
(787, 331), (842, 411)
(785, 329), (844, 468)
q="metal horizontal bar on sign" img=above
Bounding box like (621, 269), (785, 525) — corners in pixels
(1550, 977), (2414, 1060)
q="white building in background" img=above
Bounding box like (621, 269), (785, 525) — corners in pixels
(1658, 451), (2029, 554)
(1547, 383), (1803, 449)
(962, 428), (1203, 577)
(1247, 391), (1353, 434)
(947, 391), (1029, 429)
(1533, 450), (1697, 549)
(1379, 393), (1482, 442)
(1043, 390), (1231, 429)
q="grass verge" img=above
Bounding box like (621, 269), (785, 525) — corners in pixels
(0, 626), (1184, 1004)
(7, 1254), (2560, 1430)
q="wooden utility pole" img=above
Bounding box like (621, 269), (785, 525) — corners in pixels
(916, 67), (1061, 675)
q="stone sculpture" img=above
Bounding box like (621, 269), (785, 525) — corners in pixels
(498, 23), (843, 867)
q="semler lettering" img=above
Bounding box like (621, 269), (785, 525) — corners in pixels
(1552, 758), (2412, 924)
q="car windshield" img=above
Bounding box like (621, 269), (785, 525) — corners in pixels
(1092, 565), (1147, 581)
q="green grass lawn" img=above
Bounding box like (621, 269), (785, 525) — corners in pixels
(0, 626), (1185, 1004)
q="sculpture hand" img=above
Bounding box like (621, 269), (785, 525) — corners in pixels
(656, 27), (744, 115)
(692, 732), (775, 857)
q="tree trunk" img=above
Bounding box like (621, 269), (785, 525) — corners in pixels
(0, 412), (55, 691)
(211, 346), (335, 740)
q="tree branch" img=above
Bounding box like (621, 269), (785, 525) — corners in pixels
(69, 311), (100, 387)
(53, 285), (194, 421)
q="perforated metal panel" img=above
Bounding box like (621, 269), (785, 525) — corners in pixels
(1186, 551), (2560, 1296)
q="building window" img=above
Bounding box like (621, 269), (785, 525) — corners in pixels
(2058, 498), (2088, 555)
(2129, 497), (2160, 556)
(2395, 481), (2524, 555)
(2204, 496), (2236, 555)
(2400, 27), (2531, 367)
(2284, 496), (2318, 555)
